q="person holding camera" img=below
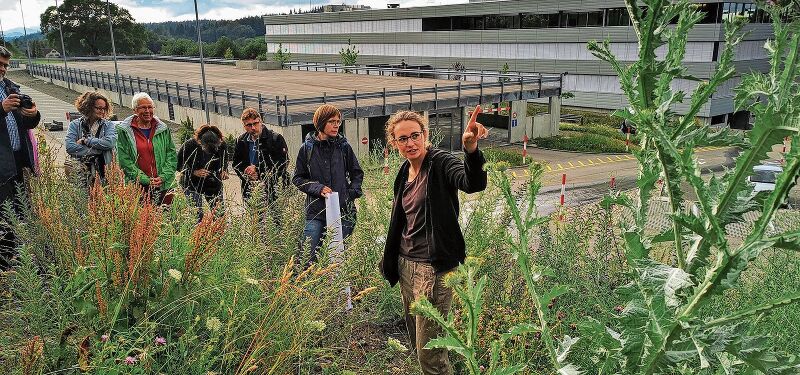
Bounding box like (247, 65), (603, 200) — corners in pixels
(177, 124), (228, 222)
(0, 46), (41, 270)
(65, 91), (117, 189)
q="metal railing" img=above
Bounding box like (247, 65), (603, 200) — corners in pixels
(283, 61), (557, 81)
(10, 60), (20, 69)
(28, 62), (563, 126)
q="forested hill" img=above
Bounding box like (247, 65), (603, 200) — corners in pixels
(143, 16), (264, 43)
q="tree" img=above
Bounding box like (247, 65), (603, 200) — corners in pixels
(241, 37), (267, 59)
(272, 43), (292, 66)
(40, 0), (147, 56)
(210, 36), (238, 58)
(161, 38), (198, 56)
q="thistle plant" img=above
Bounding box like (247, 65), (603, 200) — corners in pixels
(411, 257), (539, 375)
(414, 163), (580, 374)
(584, 1), (800, 372)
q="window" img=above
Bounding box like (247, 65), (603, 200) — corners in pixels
(587, 11), (603, 26)
(485, 15), (513, 29)
(565, 12), (582, 27)
(521, 13), (549, 28)
(696, 3), (721, 23)
(422, 17), (451, 31)
(606, 8), (631, 26)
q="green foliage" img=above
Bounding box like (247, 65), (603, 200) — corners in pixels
(160, 38), (198, 57)
(143, 16), (264, 43)
(534, 131), (635, 153)
(177, 117), (194, 144)
(40, 0), (147, 55)
(560, 122), (633, 142)
(498, 63), (510, 83)
(272, 43), (292, 65)
(241, 37), (267, 59)
(482, 147), (529, 166)
(585, 1), (800, 372)
(412, 258), (537, 375)
(211, 36), (238, 58)
(339, 39), (359, 70)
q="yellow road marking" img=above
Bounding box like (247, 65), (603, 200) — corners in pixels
(557, 164), (564, 170)
(625, 155), (634, 160)
(524, 169), (530, 176)
(606, 157), (614, 162)
(588, 159), (594, 165)
(546, 165), (552, 172)
(512, 172), (518, 178)
(578, 160), (585, 166)
(568, 161), (575, 168)
(615, 155), (623, 161)
(597, 158), (605, 164)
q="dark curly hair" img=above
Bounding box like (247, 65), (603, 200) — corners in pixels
(74, 91), (113, 119)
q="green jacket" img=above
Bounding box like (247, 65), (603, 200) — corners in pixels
(116, 115), (177, 190)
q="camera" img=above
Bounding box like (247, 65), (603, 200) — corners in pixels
(7, 86), (34, 110)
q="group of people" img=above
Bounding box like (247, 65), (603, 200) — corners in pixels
(1, 44), (490, 374)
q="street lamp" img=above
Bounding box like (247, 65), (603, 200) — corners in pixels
(55, 0), (70, 89)
(106, 0), (123, 106)
(19, 0), (32, 70)
(194, 0), (211, 124)
(0, 19), (6, 47)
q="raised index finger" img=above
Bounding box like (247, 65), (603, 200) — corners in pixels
(469, 104), (481, 127)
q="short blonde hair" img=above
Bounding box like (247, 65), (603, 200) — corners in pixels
(385, 110), (429, 148)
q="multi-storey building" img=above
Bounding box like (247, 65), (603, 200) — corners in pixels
(263, 1), (773, 126)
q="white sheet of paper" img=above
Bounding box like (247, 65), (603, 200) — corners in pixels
(325, 192), (352, 310)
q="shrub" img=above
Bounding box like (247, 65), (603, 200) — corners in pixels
(176, 117), (194, 144)
(533, 131), (635, 153)
(482, 147), (529, 166)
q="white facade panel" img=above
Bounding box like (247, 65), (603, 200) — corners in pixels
(267, 42), (717, 62)
(265, 19), (423, 35)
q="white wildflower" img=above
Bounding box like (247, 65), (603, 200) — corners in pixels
(167, 269), (182, 282)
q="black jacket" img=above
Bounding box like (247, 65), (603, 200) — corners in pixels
(292, 132), (364, 221)
(177, 138), (227, 194)
(0, 78), (40, 183)
(232, 127), (289, 193)
(381, 148), (487, 286)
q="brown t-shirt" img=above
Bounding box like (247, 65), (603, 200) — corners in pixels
(400, 167), (430, 262)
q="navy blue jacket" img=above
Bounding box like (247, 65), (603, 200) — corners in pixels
(292, 132), (364, 221)
(381, 148), (487, 286)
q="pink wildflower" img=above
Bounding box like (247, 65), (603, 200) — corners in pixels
(100, 334), (109, 342)
(154, 336), (166, 346)
(124, 356), (138, 365)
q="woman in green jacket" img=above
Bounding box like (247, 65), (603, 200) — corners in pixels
(116, 92), (177, 205)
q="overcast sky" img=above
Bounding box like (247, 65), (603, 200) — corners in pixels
(1, 0), (467, 34)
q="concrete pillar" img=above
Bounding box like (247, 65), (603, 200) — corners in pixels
(549, 96), (562, 136)
(344, 117), (370, 158)
(508, 100), (527, 143)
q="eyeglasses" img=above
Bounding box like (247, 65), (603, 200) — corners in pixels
(244, 121), (260, 127)
(326, 119), (341, 126)
(94, 106), (108, 112)
(393, 131), (423, 145)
